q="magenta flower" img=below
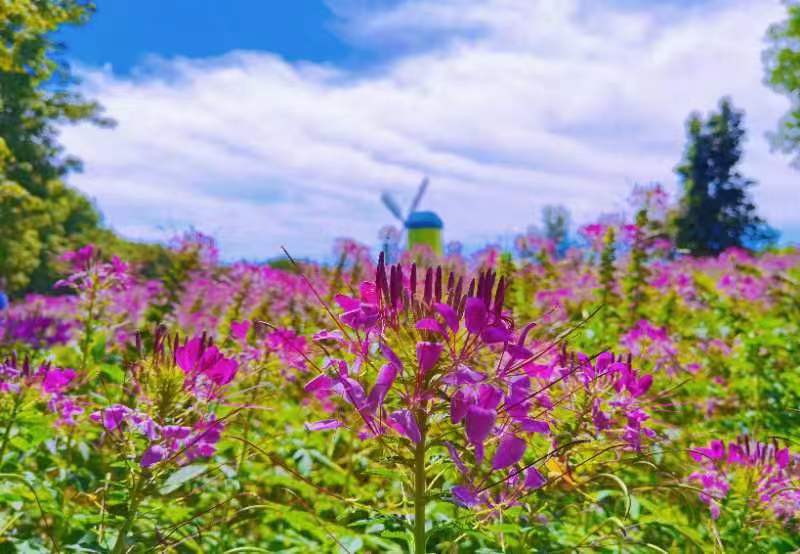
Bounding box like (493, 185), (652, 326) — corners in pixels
(416, 341), (443, 375)
(366, 363), (398, 413)
(40, 368), (77, 394)
(176, 337), (238, 397)
(230, 320), (250, 341)
(688, 436), (799, 521)
(464, 298), (488, 334)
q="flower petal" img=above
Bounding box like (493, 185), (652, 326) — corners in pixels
(388, 410), (422, 443)
(491, 434), (526, 469)
(305, 419), (344, 431)
(524, 467), (546, 489)
(464, 297), (488, 334)
(416, 341), (443, 375)
(465, 406), (496, 445)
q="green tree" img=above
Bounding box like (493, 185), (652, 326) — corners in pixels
(0, 183), (48, 292)
(541, 204), (570, 255)
(764, 0), (800, 162)
(674, 98), (773, 256)
(0, 0), (113, 293)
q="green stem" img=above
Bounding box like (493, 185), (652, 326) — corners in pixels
(0, 394), (22, 468)
(80, 283), (98, 371)
(413, 412), (428, 554)
(111, 473), (144, 554)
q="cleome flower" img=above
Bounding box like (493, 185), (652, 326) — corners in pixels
(90, 326), (238, 469)
(688, 436), (799, 522)
(301, 253), (661, 515)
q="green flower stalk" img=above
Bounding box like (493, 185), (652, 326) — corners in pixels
(598, 226), (619, 311)
(624, 210), (650, 322)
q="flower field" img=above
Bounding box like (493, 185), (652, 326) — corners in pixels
(1, 233), (799, 553)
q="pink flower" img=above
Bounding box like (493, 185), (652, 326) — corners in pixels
(176, 337), (238, 397)
(230, 320), (250, 341)
(40, 368), (76, 394)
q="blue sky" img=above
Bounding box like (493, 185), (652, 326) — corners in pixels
(59, 1), (355, 73)
(58, 0), (799, 260)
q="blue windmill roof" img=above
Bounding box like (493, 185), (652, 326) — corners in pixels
(406, 210), (443, 229)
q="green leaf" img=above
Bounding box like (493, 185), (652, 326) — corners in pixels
(159, 463), (207, 495)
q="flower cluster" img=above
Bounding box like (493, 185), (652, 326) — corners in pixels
(689, 437), (799, 522)
(91, 404), (223, 468)
(56, 244), (132, 292)
(0, 355), (82, 425)
(90, 328), (238, 469)
(621, 319), (681, 375)
(302, 254), (660, 515)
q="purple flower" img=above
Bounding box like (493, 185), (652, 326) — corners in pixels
(481, 325), (510, 344)
(380, 342), (404, 372)
(465, 406), (495, 445)
(130, 413), (160, 440)
(184, 418), (224, 461)
(442, 366), (485, 386)
(690, 440), (726, 463)
(162, 425), (192, 440)
(452, 485), (481, 507)
(388, 410), (421, 443)
(40, 368), (76, 394)
(524, 467), (546, 489)
(445, 441), (469, 475)
(416, 318), (445, 335)
(433, 302), (459, 333)
(91, 404), (130, 432)
(519, 418), (550, 435)
(776, 447), (790, 469)
(306, 419), (344, 431)
(304, 374), (336, 393)
(492, 434), (526, 469)
(416, 341), (443, 375)
(141, 444), (168, 468)
(450, 391), (469, 424)
(464, 297), (488, 334)
(366, 363), (398, 412)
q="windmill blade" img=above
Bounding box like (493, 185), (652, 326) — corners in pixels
(381, 192), (405, 223)
(406, 177), (429, 218)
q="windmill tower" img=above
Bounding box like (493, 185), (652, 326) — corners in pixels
(381, 177), (443, 256)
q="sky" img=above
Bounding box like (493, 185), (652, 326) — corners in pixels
(58, 0), (799, 260)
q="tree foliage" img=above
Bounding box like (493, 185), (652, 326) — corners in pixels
(674, 98), (773, 256)
(764, 0), (800, 162)
(0, 1), (172, 293)
(541, 204), (570, 255)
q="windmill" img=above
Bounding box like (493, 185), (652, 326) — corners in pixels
(381, 177), (443, 256)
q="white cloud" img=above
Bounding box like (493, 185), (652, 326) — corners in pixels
(61, 0), (799, 260)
